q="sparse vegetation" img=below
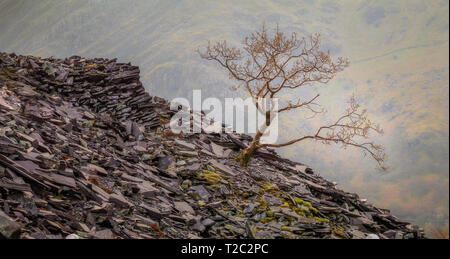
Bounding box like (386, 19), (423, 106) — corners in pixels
(199, 24), (387, 170)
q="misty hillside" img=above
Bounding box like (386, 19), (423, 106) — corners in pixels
(0, 0), (448, 236)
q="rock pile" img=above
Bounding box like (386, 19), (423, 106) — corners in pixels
(0, 52), (424, 239)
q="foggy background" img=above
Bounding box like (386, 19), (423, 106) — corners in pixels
(0, 0), (448, 235)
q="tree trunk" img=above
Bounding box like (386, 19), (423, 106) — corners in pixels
(236, 130), (263, 167)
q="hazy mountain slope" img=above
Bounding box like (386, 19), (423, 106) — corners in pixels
(0, 0), (448, 235)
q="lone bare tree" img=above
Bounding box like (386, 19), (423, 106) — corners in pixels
(198, 24), (387, 170)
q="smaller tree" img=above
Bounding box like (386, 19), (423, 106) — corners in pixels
(198, 24), (387, 170)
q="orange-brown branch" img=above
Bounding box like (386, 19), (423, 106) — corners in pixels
(199, 24), (387, 170)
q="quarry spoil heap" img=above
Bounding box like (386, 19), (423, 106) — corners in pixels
(0, 52), (424, 239)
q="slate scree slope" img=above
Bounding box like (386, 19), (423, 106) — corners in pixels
(0, 52), (425, 239)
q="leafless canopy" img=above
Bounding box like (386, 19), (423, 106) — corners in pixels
(199, 24), (387, 170)
(199, 25), (348, 105)
(263, 95), (387, 170)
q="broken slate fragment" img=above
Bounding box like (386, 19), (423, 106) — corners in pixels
(202, 218), (215, 228)
(158, 155), (175, 170)
(210, 142), (224, 157)
(190, 185), (211, 201)
(109, 192), (133, 208)
(175, 139), (196, 150)
(141, 203), (164, 220)
(125, 121), (143, 140)
(86, 164), (109, 176)
(191, 221), (206, 233)
(0, 210), (22, 238)
(138, 181), (160, 197)
(174, 201), (195, 215)
(0, 96), (16, 111)
(209, 159), (236, 176)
